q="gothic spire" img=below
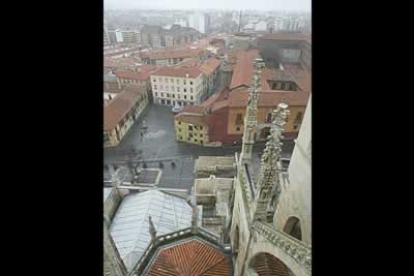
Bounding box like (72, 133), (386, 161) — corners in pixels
(253, 102), (290, 222)
(240, 58), (265, 163)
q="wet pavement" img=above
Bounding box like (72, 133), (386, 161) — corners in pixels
(104, 104), (294, 192)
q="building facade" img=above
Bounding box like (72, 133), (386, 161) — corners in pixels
(104, 84), (149, 147)
(174, 114), (209, 145)
(150, 66), (205, 106)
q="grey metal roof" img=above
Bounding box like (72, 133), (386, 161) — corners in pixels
(104, 188), (112, 203)
(109, 189), (192, 271)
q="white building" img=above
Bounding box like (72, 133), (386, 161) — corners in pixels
(188, 13), (208, 34)
(150, 66), (204, 106)
(254, 20), (268, 32)
(174, 18), (188, 27)
(115, 29), (123, 43)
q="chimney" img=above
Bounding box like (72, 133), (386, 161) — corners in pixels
(186, 73), (189, 78)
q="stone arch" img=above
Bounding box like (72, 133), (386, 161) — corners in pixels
(247, 240), (309, 276)
(283, 216), (302, 241)
(248, 252), (290, 276)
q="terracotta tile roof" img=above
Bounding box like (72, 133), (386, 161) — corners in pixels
(261, 33), (311, 43)
(229, 50), (260, 90)
(115, 70), (152, 81)
(211, 99), (230, 112)
(180, 105), (205, 114)
(229, 89), (310, 108)
(175, 114), (206, 126)
(104, 85), (146, 131)
(104, 82), (122, 92)
(145, 239), (231, 276)
(152, 66), (202, 78)
(141, 48), (204, 60)
(262, 67), (311, 92)
(199, 58), (221, 75)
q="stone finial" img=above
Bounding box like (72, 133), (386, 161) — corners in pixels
(148, 215), (157, 242)
(191, 203), (199, 234)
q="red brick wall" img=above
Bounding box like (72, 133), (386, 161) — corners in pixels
(205, 106), (243, 145)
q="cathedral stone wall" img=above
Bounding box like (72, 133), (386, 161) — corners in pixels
(273, 95), (311, 244)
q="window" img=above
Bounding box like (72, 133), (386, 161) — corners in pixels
(200, 134), (203, 137)
(179, 136), (183, 140)
(236, 127), (241, 131)
(190, 81), (193, 85)
(176, 79), (179, 84)
(178, 121), (181, 125)
(153, 79), (156, 82)
(281, 83), (285, 90)
(236, 113), (243, 124)
(184, 80), (187, 85)
(189, 133), (194, 138)
(190, 96), (193, 100)
(177, 94), (181, 99)
(177, 87), (180, 92)
(194, 139), (198, 142)
(188, 125), (193, 131)
(200, 140), (203, 145)
(184, 88), (187, 92)
(167, 93), (170, 97)
(161, 93), (164, 97)
(200, 126), (203, 130)
(166, 86), (169, 91)
(165, 78), (168, 83)
(172, 94), (175, 98)
(178, 128), (182, 132)
(190, 88), (193, 93)
(294, 125), (299, 130)
(160, 85), (163, 90)
(172, 86), (175, 91)
(154, 85), (157, 90)
(184, 95), (187, 99)
(159, 78), (163, 82)
(155, 92), (158, 97)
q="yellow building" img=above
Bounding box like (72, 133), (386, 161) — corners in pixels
(174, 114), (209, 146)
(104, 84), (149, 147)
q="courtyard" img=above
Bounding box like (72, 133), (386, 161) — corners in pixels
(104, 104), (294, 191)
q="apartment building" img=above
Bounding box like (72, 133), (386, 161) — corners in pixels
(150, 66), (204, 106)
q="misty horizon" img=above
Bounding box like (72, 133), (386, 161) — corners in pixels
(105, 0), (311, 12)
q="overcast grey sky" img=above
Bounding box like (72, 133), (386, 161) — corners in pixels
(104, 0), (311, 12)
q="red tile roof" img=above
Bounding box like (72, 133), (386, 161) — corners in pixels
(145, 239), (231, 276)
(199, 58), (221, 75)
(175, 114), (207, 126)
(180, 105), (205, 114)
(229, 89), (310, 108)
(104, 85), (147, 131)
(152, 66), (202, 79)
(115, 70), (151, 81)
(211, 99), (230, 112)
(229, 50), (260, 90)
(141, 48), (204, 60)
